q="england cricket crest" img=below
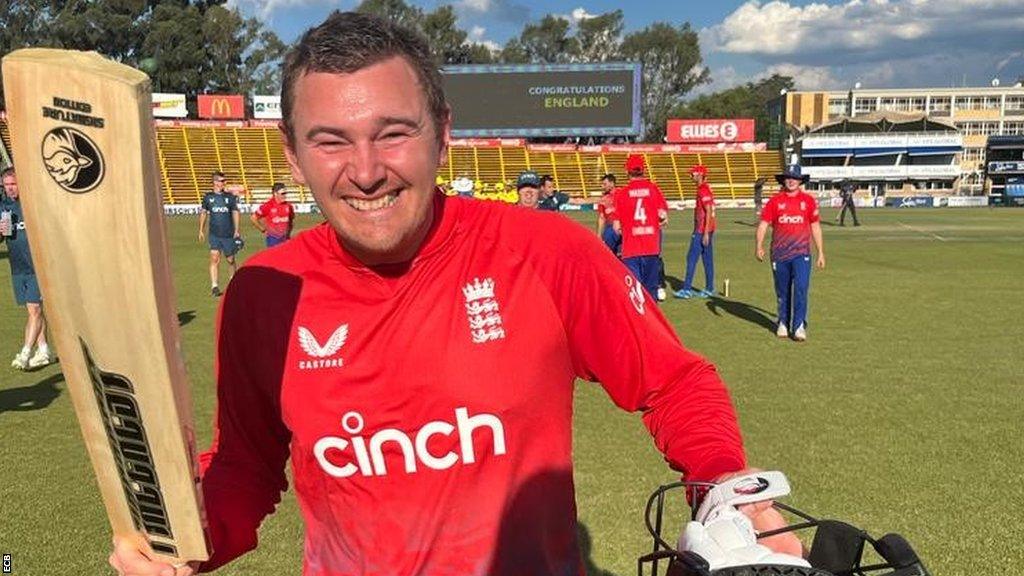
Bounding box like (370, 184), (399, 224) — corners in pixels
(462, 277), (505, 344)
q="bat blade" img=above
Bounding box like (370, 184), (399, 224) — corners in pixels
(1, 49), (209, 564)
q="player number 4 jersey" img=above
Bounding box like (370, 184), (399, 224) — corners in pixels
(613, 178), (668, 258)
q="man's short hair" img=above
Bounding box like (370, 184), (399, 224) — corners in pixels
(601, 173), (616, 184)
(212, 171), (226, 181)
(281, 11), (448, 144)
(272, 182), (287, 193)
(1, 167), (14, 180)
(540, 175), (555, 187)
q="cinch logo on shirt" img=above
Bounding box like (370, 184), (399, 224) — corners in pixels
(210, 205), (230, 213)
(778, 214), (805, 224)
(313, 408), (507, 478)
(297, 324), (348, 370)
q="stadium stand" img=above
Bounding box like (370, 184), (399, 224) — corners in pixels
(0, 119), (12, 163)
(0, 120), (783, 203)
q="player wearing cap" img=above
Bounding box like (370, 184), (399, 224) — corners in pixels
(674, 165), (716, 299)
(756, 164), (826, 341)
(613, 154), (668, 299)
(251, 182), (296, 247)
(515, 170), (541, 208)
(596, 173), (621, 255)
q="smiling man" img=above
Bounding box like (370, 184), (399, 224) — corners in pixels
(109, 11), (799, 576)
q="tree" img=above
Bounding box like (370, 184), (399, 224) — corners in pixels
(49, 0), (152, 63)
(575, 10), (623, 63)
(673, 74), (795, 143)
(142, 2), (208, 95)
(1, 1), (285, 107)
(1, 0), (70, 104)
(619, 22), (709, 141)
(459, 42), (495, 64)
(515, 15), (579, 64)
(499, 39), (531, 64)
(421, 5), (467, 64)
(355, 0), (491, 65)
(354, 0), (424, 32)
(201, 5), (285, 96)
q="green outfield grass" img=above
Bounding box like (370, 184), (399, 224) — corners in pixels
(1, 206), (1022, 575)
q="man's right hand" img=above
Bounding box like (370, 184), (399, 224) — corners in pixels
(109, 536), (199, 576)
(756, 246), (765, 262)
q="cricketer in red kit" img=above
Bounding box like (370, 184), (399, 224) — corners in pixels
(612, 154), (668, 298)
(675, 165), (716, 298)
(596, 173), (621, 255)
(252, 182), (295, 247)
(108, 12), (800, 576)
(756, 164), (826, 341)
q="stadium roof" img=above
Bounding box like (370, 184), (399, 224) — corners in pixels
(807, 112), (958, 134)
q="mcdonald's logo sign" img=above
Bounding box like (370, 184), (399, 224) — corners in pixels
(198, 94), (245, 119)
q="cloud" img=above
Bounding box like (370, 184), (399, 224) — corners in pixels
(467, 25), (502, 52)
(704, 0), (1024, 65)
(570, 7), (598, 22)
(701, 0), (1024, 88)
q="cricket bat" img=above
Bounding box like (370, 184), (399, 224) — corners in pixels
(1, 49), (209, 564)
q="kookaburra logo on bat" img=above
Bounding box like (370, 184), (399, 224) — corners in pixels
(41, 127), (105, 193)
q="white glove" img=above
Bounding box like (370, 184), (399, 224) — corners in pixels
(679, 471), (809, 570)
(678, 507), (810, 569)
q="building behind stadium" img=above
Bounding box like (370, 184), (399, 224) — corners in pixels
(768, 84), (1024, 197)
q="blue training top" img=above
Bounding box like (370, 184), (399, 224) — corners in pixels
(202, 191), (239, 238)
(0, 197), (35, 276)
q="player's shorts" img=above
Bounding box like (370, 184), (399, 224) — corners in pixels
(265, 235), (289, 248)
(11, 273), (41, 305)
(209, 235), (239, 257)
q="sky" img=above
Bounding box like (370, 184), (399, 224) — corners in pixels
(226, 0), (1024, 96)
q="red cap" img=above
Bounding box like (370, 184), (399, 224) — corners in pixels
(625, 154), (646, 173)
(689, 164), (708, 175)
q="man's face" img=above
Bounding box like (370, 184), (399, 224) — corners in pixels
(2, 174), (18, 200)
(540, 180), (555, 196)
(783, 177), (802, 192)
(690, 172), (704, 184)
(518, 185), (539, 208)
(283, 56), (448, 266)
(274, 189), (287, 202)
(601, 178), (614, 193)
(213, 177), (227, 193)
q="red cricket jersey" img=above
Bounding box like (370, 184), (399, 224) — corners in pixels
(256, 197), (295, 238)
(694, 183), (716, 234)
(597, 190), (617, 222)
(198, 194), (745, 575)
(760, 190), (820, 262)
(613, 178), (668, 258)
